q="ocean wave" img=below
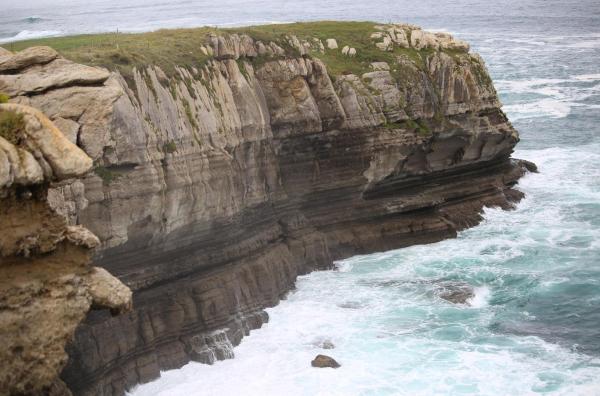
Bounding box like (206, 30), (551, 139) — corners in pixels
(22, 16), (44, 23)
(0, 30), (62, 44)
(497, 74), (600, 120)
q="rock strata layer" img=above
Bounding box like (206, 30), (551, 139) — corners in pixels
(0, 22), (531, 395)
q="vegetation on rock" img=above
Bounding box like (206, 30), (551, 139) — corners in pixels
(0, 110), (25, 145)
(163, 140), (177, 153)
(94, 165), (121, 185)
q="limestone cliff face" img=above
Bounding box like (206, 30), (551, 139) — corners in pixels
(0, 103), (132, 395)
(1, 23), (531, 395)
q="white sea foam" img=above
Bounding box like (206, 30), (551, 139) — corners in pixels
(0, 30), (63, 44)
(497, 73), (600, 120)
(468, 286), (491, 308)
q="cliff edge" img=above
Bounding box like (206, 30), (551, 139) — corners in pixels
(0, 102), (132, 395)
(1, 21), (532, 395)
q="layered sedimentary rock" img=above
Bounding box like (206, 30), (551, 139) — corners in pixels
(0, 103), (132, 395)
(0, 22), (532, 395)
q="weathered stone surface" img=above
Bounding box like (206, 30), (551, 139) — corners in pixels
(0, 103), (131, 396)
(334, 74), (386, 129)
(362, 69), (409, 122)
(311, 354), (341, 368)
(437, 282), (475, 305)
(0, 24), (531, 396)
(0, 46), (58, 72)
(410, 29), (439, 50)
(86, 267), (133, 313)
(326, 38), (338, 49)
(0, 57), (110, 97)
(0, 103), (93, 179)
(0, 136), (44, 188)
(0, 47), (13, 57)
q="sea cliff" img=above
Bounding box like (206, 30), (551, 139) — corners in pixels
(0, 21), (532, 395)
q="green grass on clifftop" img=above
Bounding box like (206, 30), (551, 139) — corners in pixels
(4, 22), (467, 80)
(6, 28), (216, 79)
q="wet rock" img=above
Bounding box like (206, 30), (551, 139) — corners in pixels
(437, 282), (475, 305)
(311, 354), (341, 368)
(312, 338), (336, 349)
(520, 159), (539, 173)
(338, 301), (364, 309)
(321, 340), (335, 350)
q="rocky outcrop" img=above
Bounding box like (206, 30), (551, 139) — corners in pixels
(0, 22), (531, 395)
(311, 354), (341, 368)
(0, 104), (131, 395)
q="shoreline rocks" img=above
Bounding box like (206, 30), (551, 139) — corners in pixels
(311, 354), (341, 368)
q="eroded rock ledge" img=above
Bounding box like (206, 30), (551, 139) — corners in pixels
(1, 21), (532, 395)
(0, 103), (132, 395)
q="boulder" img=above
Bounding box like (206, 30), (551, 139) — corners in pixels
(0, 103), (93, 180)
(0, 136), (43, 188)
(312, 38), (325, 53)
(321, 340), (335, 349)
(311, 354), (341, 368)
(326, 38), (338, 49)
(370, 62), (390, 71)
(410, 29), (439, 50)
(388, 27), (409, 48)
(0, 46), (58, 73)
(436, 281), (475, 305)
(86, 267), (133, 314)
(435, 32), (470, 52)
(348, 48), (357, 57)
(342, 45), (350, 55)
(376, 36), (393, 51)
(0, 58), (111, 97)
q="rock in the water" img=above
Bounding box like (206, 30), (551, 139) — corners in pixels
(321, 340), (335, 350)
(437, 282), (475, 305)
(311, 354), (341, 368)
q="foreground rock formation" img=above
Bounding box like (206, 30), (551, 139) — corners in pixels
(0, 22), (531, 395)
(0, 103), (132, 395)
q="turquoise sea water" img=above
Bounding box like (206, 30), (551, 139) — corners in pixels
(2, 1), (599, 394)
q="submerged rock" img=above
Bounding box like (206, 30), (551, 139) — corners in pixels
(437, 282), (475, 305)
(311, 354), (341, 368)
(321, 340), (335, 350)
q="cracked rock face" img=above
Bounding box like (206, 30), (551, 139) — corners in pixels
(0, 103), (131, 395)
(0, 22), (531, 396)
